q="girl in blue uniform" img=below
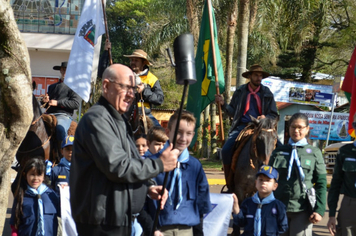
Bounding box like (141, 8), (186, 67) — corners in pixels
(10, 157), (60, 236)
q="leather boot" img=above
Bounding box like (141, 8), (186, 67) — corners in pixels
(223, 164), (232, 193)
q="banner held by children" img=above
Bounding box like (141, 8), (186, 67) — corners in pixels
(59, 186), (78, 236)
(203, 193), (233, 236)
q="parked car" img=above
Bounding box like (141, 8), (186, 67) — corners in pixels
(324, 141), (353, 174)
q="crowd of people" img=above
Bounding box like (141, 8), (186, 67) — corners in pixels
(9, 48), (356, 236)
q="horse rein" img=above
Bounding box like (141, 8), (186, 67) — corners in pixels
(139, 92), (148, 134)
(32, 101), (51, 125)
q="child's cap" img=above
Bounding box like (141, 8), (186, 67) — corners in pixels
(256, 165), (279, 182)
(62, 135), (74, 148)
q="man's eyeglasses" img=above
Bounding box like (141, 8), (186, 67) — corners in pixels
(108, 80), (137, 93)
(290, 126), (307, 131)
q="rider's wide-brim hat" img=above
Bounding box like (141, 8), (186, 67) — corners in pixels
(242, 64), (270, 79)
(124, 49), (151, 65)
(53, 61), (68, 70)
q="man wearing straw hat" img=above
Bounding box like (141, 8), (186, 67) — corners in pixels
(98, 41), (164, 126)
(215, 64), (278, 190)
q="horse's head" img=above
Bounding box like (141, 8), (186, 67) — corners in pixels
(16, 94), (53, 166)
(250, 116), (278, 166)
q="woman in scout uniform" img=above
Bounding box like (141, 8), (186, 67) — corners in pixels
(269, 112), (327, 236)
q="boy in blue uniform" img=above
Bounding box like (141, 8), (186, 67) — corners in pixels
(146, 110), (212, 235)
(50, 135), (74, 194)
(232, 165), (288, 236)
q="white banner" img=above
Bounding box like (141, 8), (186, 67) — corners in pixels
(59, 186), (78, 236)
(203, 193), (233, 236)
(262, 77), (334, 106)
(300, 110), (351, 141)
(64, 0), (105, 102)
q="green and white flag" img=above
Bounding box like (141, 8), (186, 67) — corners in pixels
(186, 0), (225, 147)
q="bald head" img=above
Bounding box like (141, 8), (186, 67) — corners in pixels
(102, 64), (134, 83)
(102, 64), (136, 114)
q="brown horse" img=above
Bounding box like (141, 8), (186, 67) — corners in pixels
(231, 116), (278, 205)
(16, 94), (58, 167)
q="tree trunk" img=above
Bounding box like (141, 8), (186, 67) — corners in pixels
(236, 0), (250, 87)
(202, 105), (210, 158)
(186, 0), (199, 45)
(0, 1), (33, 233)
(249, 0), (258, 32)
(224, 0), (238, 105)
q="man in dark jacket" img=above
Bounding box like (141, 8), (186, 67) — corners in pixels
(215, 64), (278, 186)
(70, 64), (178, 236)
(42, 61), (81, 143)
(98, 41), (164, 126)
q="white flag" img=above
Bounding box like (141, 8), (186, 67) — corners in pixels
(203, 193), (233, 236)
(59, 186), (78, 236)
(64, 0), (105, 102)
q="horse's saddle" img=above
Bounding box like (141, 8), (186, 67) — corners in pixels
(42, 114), (57, 137)
(227, 124), (255, 190)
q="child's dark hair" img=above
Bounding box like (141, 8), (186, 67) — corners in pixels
(134, 133), (147, 141)
(146, 126), (168, 143)
(288, 113), (309, 127)
(167, 109), (196, 130)
(13, 157), (48, 229)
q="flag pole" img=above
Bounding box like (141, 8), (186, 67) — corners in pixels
(101, 0), (113, 65)
(206, 0), (224, 141)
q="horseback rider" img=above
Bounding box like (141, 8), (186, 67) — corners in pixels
(215, 64), (278, 187)
(98, 41), (164, 126)
(41, 62), (81, 144)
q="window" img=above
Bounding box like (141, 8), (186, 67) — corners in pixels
(11, 0), (84, 34)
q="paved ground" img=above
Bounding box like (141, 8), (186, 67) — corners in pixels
(2, 169), (334, 235)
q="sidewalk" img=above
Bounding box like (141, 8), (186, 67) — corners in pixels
(205, 169), (333, 187)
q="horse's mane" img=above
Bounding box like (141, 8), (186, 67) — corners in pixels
(31, 94), (43, 122)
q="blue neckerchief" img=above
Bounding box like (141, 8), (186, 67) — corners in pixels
(287, 138), (308, 181)
(159, 140), (190, 210)
(251, 192), (275, 236)
(45, 160), (52, 176)
(26, 183), (48, 236)
(59, 157), (71, 170)
(144, 150), (153, 158)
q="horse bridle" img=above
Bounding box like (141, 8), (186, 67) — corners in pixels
(251, 127), (277, 168)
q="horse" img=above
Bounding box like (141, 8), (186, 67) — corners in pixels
(16, 94), (58, 168)
(230, 116), (278, 205)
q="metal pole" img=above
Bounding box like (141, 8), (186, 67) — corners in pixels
(101, 0), (113, 65)
(206, 0), (224, 142)
(325, 93), (337, 147)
